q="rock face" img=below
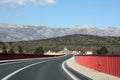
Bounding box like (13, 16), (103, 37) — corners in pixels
(0, 23), (120, 42)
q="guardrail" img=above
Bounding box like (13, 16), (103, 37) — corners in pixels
(75, 55), (120, 78)
(0, 53), (62, 60)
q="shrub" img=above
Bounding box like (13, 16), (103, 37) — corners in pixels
(34, 47), (44, 55)
(96, 46), (108, 55)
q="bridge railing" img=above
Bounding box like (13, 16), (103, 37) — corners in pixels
(0, 53), (62, 60)
(75, 55), (120, 78)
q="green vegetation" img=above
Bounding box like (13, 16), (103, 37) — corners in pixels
(8, 42), (15, 54)
(0, 42), (4, 45)
(34, 47), (44, 55)
(8, 48), (15, 54)
(96, 46), (108, 55)
(1, 34), (120, 55)
(17, 45), (24, 54)
(2, 45), (7, 53)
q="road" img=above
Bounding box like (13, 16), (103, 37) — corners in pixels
(0, 55), (75, 80)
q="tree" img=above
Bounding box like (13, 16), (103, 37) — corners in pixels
(8, 42), (15, 54)
(96, 46), (108, 55)
(34, 47), (44, 55)
(0, 42), (4, 45)
(8, 42), (12, 46)
(8, 48), (15, 54)
(18, 45), (24, 54)
(2, 45), (7, 53)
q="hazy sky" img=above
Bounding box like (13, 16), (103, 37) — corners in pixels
(0, 0), (120, 28)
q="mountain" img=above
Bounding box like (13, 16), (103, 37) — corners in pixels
(0, 23), (120, 42)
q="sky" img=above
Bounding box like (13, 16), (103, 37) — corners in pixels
(0, 0), (120, 28)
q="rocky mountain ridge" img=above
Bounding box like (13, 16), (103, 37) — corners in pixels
(0, 23), (120, 42)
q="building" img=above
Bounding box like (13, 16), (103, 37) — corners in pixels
(85, 50), (93, 55)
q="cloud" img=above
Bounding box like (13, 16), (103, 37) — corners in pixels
(0, 0), (56, 8)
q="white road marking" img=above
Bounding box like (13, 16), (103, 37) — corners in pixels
(62, 60), (78, 80)
(0, 60), (29, 65)
(0, 58), (43, 66)
(1, 59), (53, 80)
(0, 58), (35, 63)
(0, 57), (47, 63)
(0, 55), (65, 65)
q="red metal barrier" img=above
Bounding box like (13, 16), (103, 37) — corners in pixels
(0, 53), (63, 60)
(75, 55), (120, 78)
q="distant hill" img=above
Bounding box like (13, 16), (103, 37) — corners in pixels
(0, 23), (120, 42)
(1, 34), (120, 55)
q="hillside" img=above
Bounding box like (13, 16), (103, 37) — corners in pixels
(1, 34), (120, 55)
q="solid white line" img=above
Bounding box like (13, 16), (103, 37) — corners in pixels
(1, 59), (52, 80)
(62, 61), (78, 80)
(0, 55), (64, 65)
(0, 60), (30, 66)
(0, 58), (42, 66)
(0, 58), (35, 63)
(0, 57), (47, 63)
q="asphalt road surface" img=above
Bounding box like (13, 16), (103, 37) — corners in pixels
(0, 55), (75, 80)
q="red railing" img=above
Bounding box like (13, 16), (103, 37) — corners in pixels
(0, 53), (62, 60)
(75, 55), (120, 78)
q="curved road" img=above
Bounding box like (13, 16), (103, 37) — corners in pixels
(0, 55), (74, 80)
